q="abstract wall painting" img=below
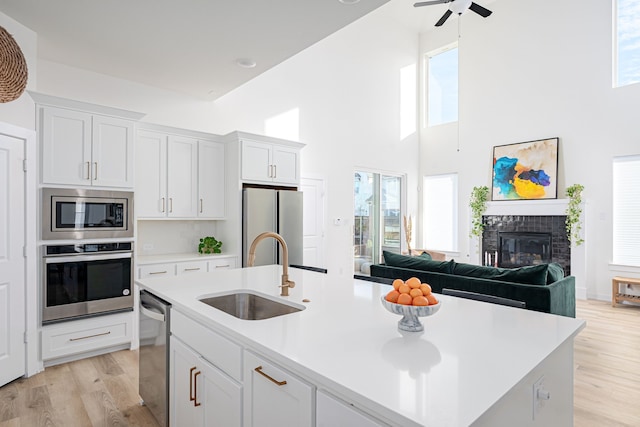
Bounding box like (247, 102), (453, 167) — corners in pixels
(492, 138), (559, 201)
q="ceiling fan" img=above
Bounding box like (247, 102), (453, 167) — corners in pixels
(414, 0), (492, 27)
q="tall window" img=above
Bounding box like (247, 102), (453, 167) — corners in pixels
(427, 44), (458, 126)
(615, 0), (640, 87)
(354, 171), (403, 274)
(613, 155), (640, 266)
(423, 174), (458, 252)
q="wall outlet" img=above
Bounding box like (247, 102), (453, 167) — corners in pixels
(532, 375), (550, 420)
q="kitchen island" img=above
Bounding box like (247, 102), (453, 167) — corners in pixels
(136, 265), (585, 426)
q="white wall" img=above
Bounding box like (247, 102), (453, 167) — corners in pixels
(420, 0), (640, 300)
(34, 3), (420, 277)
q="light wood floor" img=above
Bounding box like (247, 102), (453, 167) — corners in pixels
(1, 299), (639, 426)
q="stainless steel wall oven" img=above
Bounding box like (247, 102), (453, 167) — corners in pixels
(42, 188), (133, 240)
(42, 242), (134, 323)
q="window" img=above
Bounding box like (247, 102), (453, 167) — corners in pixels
(615, 0), (640, 87)
(613, 155), (640, 266)
(354, 171), (403, 274)
(427, 44), (458, 126)
(423, 174), (458, 252)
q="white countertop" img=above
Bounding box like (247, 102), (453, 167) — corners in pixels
(135, 252), (236, 265)
(136, 265), (585, 427)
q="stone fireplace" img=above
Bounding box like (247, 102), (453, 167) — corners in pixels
(481, 214), (571, 275)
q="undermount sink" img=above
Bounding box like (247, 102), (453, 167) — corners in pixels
(199, 291), (305, 320)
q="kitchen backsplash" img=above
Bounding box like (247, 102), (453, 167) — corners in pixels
(136, 220), (219, 255)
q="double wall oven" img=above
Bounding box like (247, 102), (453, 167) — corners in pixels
(41, 188), (134, 324)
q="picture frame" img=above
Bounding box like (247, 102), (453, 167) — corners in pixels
(491, 137), (559, 201)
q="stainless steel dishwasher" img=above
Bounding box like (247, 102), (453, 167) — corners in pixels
(139, 290), (171, 427)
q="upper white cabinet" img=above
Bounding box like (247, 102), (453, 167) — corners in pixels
(136, 125), (225, 219)
(31, 92), (144, 189)
(238, 135), (303, 186)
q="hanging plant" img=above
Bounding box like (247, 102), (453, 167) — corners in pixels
(469, 186), (489, 238)
(565, 184), (584, 246)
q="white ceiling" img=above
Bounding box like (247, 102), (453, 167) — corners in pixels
(0, 0), (492, 100)
(0, 0), (399, 100)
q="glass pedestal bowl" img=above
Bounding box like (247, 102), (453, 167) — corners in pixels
(381, 296), (441, 333)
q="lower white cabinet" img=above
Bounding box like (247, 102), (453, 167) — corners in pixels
(317, 390), (387, 427)
(176, 260), (208, 275)
(170, 336), (242, 427)
(41, 312), (133, 364)
(207, 257), (236, 270)
(137, 256), (238, 279)
(139, 262), (176, 279)
(243, 350), (314, 427)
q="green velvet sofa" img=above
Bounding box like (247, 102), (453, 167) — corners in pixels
(370, 251), (575, 318)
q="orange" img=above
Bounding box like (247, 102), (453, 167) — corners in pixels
(392, 279), (404, 291)
(413, 295), (429, 306)
(398, 284), (411, 294)
(397, 293), (413, 305)
(385, 290), (400, 303)
(406, 277), (421, 289)
(409, 288), (423, 298)
(420, 284), (432, 295)
(426, 294), (439, 305)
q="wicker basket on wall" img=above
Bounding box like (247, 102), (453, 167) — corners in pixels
(0, 25), (28, 103)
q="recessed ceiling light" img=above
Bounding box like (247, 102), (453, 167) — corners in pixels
(338, 0), (360, 4)
(236, 58), (257, 68)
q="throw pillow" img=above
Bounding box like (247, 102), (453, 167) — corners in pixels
(452, 262), (549, 286)
(382, 251), (453, 274)
(419, 251), (432, 260)
(546, 263), (565, 284)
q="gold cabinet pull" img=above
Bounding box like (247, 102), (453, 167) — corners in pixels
(183, 267), (200, 272)
(254, 365), (287, 386)
(189, 366), (197, 403)
(273, 164), (277, 179)
(149, 271), (167, 275)
(161, 197), (165, 213)
(169, 198), (173, 213)
(69, 331), (110, 341)
(200, 198), (203, 213)
(215, 265), (230, 269)
(193, 370), (201, 407)
(93, 162), (98, 180)
(85, 162), (91, 180)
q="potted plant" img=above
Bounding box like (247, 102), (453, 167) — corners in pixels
(469, 186), (489, 238)
(565, 184), (584, 246)
(198, 236), (222, 254)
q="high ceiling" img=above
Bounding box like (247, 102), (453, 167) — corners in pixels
(0, 0), (397, 100)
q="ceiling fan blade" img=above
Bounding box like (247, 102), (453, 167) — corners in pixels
(414, 0), (451, 8)
(469, 2), (492, 18)
(435, 9), (453, 27)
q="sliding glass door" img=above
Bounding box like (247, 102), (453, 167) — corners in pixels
(354, 171), (402, 275)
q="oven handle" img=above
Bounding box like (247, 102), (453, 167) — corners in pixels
(44, 252), (132, 264)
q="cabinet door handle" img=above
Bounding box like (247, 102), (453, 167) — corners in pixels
(183, 267), (200, 272)
(85, 162), (91, 180)
(149, 271), (167, 275)
(169, 198), (173, 213)
(189, 366), (197, 403)
(193, 370), (201, 407)
(215, 265), (230, 269)
(200, 198), (203, 213)
(93, 162), (98, 180)
(273, 164), (277, 179)
(268, 164), (273, 178)
(69, 331), (110, 341)
(254, 365), (287, 386)
(161, 197), (165, 213)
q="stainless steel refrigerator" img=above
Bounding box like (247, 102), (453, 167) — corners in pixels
(242, 187), (303, 267)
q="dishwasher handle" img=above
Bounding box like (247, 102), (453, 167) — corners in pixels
(140, 303), (165, 322)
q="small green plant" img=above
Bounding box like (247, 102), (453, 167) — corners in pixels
(198, 236), (222, 254)
(469, 186), (490, 238)
(565, 184), (584, 246)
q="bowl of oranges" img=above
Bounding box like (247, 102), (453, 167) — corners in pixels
(381, 277), (440, 333)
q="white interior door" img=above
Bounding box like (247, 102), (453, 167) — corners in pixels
(301, 177), (325, 269)
(0, 133), (26, 387)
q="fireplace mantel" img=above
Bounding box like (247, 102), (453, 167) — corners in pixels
(485, 199), (569, 216)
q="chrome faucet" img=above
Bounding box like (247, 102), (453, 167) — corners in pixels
(247, 231), (296, 296)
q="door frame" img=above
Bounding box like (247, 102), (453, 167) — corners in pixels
(0, 121), (38, 376)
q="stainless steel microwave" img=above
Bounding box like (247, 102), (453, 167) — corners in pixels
(42, 188), (134, 240)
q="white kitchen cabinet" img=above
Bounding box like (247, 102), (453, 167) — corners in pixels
(243, 350), (314, 427)
(170, 336), (242, 427)
(139, 263), (176, 279)
(136, 127), (225, 219)
(176, 260), (208, 275)
(317, 390), (388, 427)
(241, 139), (301, 185)
(207, 257), (236, 271)
(40, 106), (135, 188)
